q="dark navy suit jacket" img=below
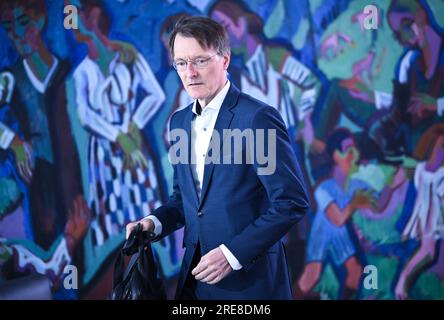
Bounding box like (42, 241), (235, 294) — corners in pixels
(152, 84), (309, 299)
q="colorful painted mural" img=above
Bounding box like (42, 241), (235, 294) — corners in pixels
(0, 0), (442, 299)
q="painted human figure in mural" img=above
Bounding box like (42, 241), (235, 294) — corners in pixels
(71, 0), (166, 246)
(395, 124), (444, 300)
(312, 63), (390, 165)
(0, 0), (89, 295)
(313, 7), (392, 168)
(209, 0), (321, 256)
(296, 128), (372, 299)
(368, 0), (444, 160)
(0, 70), (32, 240)
(0, 71), (33, 186)
(295, 128), (407, 299)
(209, 0), (321, 155)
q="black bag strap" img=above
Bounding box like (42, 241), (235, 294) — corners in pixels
(112, 223), (164, 300)
(135, 227), (159, 292)
(112, 224), (143, 297)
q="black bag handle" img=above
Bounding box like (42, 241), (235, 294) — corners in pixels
(134, 225), (163, 299)
(111, 223), (164, 300)
(112, 224), (142, 293)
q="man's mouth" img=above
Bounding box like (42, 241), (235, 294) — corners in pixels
(188, 82), (203, 87)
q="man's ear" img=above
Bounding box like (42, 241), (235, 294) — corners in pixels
(223, 52), (231, 70)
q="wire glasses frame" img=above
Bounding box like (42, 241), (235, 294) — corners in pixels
(172, 53), (219, 72)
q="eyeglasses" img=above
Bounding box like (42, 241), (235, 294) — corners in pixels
(172, 53), (218, 72)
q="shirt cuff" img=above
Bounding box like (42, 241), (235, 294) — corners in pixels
(142, 215), (162, 236)
(219, 244), (242, 270)
(437, 97), (444, 117)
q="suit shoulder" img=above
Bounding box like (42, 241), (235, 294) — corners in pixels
(238, 92), (283, 119)
(170, 103), (192, 126)
(237, 92), (272, 114)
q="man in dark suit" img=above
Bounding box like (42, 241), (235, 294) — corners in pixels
(126, 16), (309, 300)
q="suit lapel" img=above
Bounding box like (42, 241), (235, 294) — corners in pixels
(198, 84), (240, 210)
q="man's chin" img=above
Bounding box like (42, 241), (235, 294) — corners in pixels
(186, 90), (204, 100)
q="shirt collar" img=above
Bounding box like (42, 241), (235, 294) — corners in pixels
(192, 80), (231, 116)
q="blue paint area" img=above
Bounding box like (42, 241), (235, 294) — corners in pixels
(0, 0), (443, 299)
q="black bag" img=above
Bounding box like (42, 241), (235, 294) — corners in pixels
(111, 223), (166, 300)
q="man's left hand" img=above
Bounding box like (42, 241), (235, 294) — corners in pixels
(191, 247), (233, 285)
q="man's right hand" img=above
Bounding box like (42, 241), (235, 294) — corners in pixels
(126, 218), (154, 239)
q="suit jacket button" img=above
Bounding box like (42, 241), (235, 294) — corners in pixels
(198, 211), (203, 217)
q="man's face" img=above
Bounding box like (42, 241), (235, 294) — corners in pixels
(0, 6), (44, 57)
(173, 34), (230, 106)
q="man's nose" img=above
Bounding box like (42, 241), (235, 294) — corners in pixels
(185, 61), (198, 77)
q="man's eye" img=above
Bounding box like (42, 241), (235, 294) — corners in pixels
(175, 61), (186, 67)
(195, 59), (206, 65)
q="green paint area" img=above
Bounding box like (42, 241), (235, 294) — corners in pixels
(317, 0), (404, 94)
(315, 254), (444, 299)
(264, 0), (285, 39)
(411, 271), (444, 299)
(0, 178), (22, 217)
(292, 18), (310, 50)
(0, 242), (12, 266)
(314, 264), (340, 299)
(83, 229), (125, 285)
(65, 77), (90, 200)
(425, 0), (444, 29)
(351, 164), (402, 243)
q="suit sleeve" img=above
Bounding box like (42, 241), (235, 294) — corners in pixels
(226, 106), (310, 268)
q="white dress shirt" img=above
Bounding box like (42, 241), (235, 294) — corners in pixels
(145, 80), (242, 270)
